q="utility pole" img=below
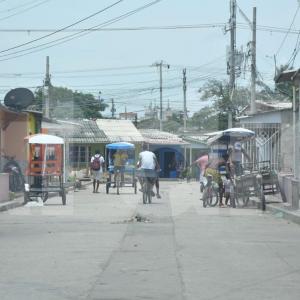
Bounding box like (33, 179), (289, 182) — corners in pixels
(183, 68), (187, 132)
(250, 7), (257, 114)
(43, 56), (51, 118)
(229, 0), (236, 128)
(152, 60), (169, 131)
(238, 5), (257, 114)
(111, 98), (116, 118)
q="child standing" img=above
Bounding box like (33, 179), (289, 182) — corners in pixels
(224, 174), (235, 208)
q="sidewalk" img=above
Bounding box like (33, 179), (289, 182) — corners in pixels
(253, 193), (300, 225)
(0, 180), (92, 213)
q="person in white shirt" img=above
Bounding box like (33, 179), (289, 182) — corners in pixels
(137, 145), (161, 198)
(90, 150), (105, 193)
(228, 142), (250, 176)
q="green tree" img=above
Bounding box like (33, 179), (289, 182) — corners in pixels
(33, 86), (108, 119)
(196, 79), (250, 130)
(274, 64), (293, 101)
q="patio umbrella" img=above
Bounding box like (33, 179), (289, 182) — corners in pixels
(207, 127), (255, 145)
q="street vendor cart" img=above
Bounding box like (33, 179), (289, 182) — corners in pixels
(207, 128), (266, 209)
(24, 134), (66, 205)
(105, 142), (137, 195)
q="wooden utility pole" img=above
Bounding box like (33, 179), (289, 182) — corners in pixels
(44, 56), (51, 118)
(111, 98), (116, 118)
(250, 7), (257, 114)
(152, 61), (169, 131)
(183, 68), (187, 131)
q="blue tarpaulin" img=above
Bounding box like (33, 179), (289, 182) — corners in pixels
(106, 142), (135, 150)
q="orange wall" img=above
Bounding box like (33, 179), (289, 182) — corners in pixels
(2, 115), (28, 162)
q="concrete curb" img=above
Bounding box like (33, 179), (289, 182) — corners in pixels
(251, 196), (300, 226)
(0, 198), (24, 212)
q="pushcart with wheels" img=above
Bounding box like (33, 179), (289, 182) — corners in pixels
(233, 171), (265, 208)
(105, 142), (137, 195)
(23, 134), (66, 205)
(207, 128), (266, 210)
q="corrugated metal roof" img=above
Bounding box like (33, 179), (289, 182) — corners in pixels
(140, 129), (189, 145)
(42, 119), (109, 143)
(96, 119), (144, 142)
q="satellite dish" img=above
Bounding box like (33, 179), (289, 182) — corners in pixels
(4, 88), (34, 110)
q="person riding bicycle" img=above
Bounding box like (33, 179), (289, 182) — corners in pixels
(204, 153), (230, 207)
(137, 145), (161, 198)
(113, 149), (128, 187)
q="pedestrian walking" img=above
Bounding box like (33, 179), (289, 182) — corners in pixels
(90, 150), (105, 193)
(193, 152), (209, 191)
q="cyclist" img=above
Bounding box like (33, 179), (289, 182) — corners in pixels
(192, 152), (209, 191)
(204, 153), (230, 207)
(137, 145), (161, 198)
(113, 149), (128, 187)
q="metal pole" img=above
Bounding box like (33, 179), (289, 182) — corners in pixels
(293, 86), (297, 177)
(183, 68), (187, 131)
(297, 82), (300, 179)
(229, 0), (236, 128)
(250, 7), (257, 114)
(152, 61), (169, 131)
(159, 61), (163, 131)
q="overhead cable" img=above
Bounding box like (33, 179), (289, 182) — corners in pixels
(0, 0), (49, 22)
(0, 0), (163, 61)
(0, 0), (123, 54)
(276, 4), (300, 56)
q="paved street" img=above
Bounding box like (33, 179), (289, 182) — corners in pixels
(1, 181), (300, 300)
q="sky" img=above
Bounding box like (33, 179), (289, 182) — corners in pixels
(1, 0), (300, 117)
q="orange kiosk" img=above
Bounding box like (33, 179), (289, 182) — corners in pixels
(24, 134), (66, 205)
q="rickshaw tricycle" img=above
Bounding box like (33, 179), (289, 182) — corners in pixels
(105, 142), (137, 195)
(23, 134), (67, 205)
(206, 128), (266, 209)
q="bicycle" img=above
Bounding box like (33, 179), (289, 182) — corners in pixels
(202, 174), (219, 207)
(137, 169), (156, 204)
(141, 177), (154, 204)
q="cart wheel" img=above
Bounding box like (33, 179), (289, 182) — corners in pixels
(61, 190), (66, 205)
(106, 183), (109, 194)
(24, 192), (29, 204)
(235, 194), (248, 207)
(208, 189), (219, 207)
(41, 192), (49, 203)
(259, 185), (266, 211)
(116, 180), (120, 195)
(242, 193), (250, 207)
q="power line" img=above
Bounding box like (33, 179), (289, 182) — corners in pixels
(0, 0), (50, 22)
(0, 0), (43, 14)
(0, 0), (124, 54)
(276, 4), (300, 56)
(1, 23), (300, 34)
(0, 0), (163, 61)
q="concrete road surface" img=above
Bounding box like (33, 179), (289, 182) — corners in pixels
(1, 181), (300, 300)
